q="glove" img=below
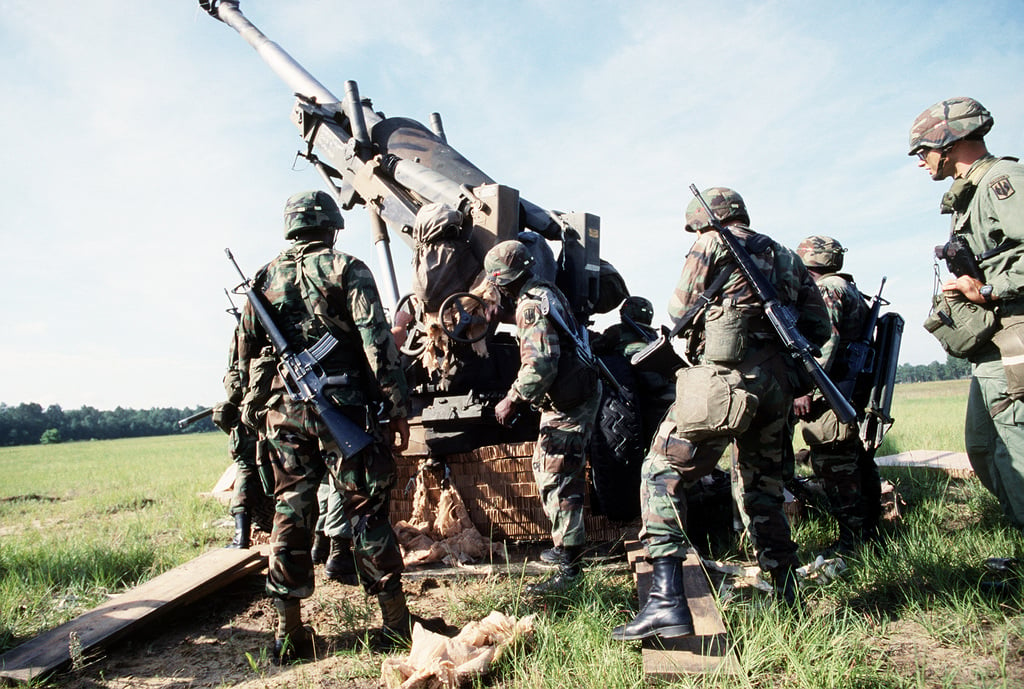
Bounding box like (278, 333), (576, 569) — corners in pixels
(211, 401), (239, 433)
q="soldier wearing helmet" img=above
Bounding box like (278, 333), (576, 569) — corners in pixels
(237, 190), (432, 661)
(484, 239), (602, 594)
(793, 236), (879, 554)
(613, 187), (830, 643)
(911, 97), (1024, 528)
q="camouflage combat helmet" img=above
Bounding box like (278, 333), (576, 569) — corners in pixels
(685, 187), (750, 232)
(797, 235), (846, 271)
(283, 190), (344, 240)
(908, 97), (993, 155)
(620, 296), (654, 326)
(484, 240), (535, 286)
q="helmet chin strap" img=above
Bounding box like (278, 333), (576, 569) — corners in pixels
(932, 148), (951, 181)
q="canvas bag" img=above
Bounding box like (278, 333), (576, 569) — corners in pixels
(923, 290), (998, 359)
(670, 364), (758, 440)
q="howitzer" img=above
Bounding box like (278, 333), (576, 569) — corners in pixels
(198, 1), (602, 318)
(177, 407), (213, 429)
(225, 248), (373, 460)
(860, 312), (904, 452)
(836, 277), (889, 400)
(688, 184), (857, 424)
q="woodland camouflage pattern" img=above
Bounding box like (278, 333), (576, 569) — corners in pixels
(503, 272), (601, 549)
(643, 219), (830, 573)
(800, 268), (873, 537)
(238, 233), (408, 600)
(223, 323), (261, 515)
(684, 186), (750, 232)
(907, 96), (993, 154)
(283, 190), (345, 240)
(797, 235), (847, 272)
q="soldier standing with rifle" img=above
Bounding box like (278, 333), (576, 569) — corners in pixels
(484, 240), (603, 595)
(236, 190), (424, 662)
(613, 188), (830, 642)
(911, 97), (1024, 528)
(792, 236), (881, 554)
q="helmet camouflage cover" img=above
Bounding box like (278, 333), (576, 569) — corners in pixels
(685, 187), (750, 232)
(620, 295), (654, 325)
(908, 97), (993, 155)
(797, 235), (846, 271)
(283, 190), (344, 240)
(484, 239), (535, 286)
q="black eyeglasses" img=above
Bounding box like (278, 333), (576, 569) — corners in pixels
(914, 149), (929, 161)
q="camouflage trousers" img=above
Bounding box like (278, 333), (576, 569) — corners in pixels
(533, 384), (602, 549)
(228, 422), (261, 515)
(641, 359), (799, 572)
(263, 396), (403, 600)
(315, 476), (353, 539)
(967, 358), (1024, 527)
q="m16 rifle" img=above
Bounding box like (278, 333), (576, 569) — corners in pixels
(177, 407), (214, 429)
(226, 248), (373, 460)
(688, 185), (857, 424)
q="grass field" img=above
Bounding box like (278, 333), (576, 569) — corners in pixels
(3, 378), (1023, 688)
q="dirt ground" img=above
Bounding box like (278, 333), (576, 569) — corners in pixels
(55, 560), (504, 689)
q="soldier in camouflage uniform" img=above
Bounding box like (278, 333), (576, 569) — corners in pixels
(213, 321), (264, 549)
(613, 188), (830, 642)
(485, 240), (603, 594)
(910, 97), (1024, 527)
(793, 236), (879, 553)
(237, 190), (416, 661)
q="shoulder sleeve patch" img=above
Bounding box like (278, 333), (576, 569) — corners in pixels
(520, 305), (538, 326)
(990, 175), (1016, 201)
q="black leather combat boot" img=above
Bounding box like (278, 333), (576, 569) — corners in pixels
(539, 544), (567, 564)
(525, 545), (583, 595)
(272, 598), (316, 664)
(324, 536), (359, 585)
(611, 556), (694, 641)
(310, 531), (329, 564)
(226, 511), (251, 549)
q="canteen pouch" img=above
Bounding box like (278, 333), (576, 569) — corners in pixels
(800, 397), (856, 447)
(703, 298), (748, 364)
(547, 355), (600, 412)
(923, 290), (998, 359)
(670, 364), (758, 440)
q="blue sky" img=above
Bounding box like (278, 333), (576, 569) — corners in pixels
(1, 1), (1022, 410)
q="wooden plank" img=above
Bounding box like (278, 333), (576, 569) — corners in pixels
(0, 545), (269, 685)
(624, 541), (742, 679)
(875, 450), (973, 478)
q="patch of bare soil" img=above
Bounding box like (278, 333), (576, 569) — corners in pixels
(55, 563), (491, 689)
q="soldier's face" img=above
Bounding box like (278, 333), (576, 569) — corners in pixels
(916, 148), (950, 181)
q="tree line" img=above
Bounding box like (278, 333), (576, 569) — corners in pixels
(0, 403), (215, 447)
(0, 354), (969, 447)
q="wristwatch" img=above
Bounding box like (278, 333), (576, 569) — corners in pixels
(980, 284), (994, 302)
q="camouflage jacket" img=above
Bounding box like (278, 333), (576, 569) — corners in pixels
(951, 155), (1024, 311)
(812, 272), (868, 374)
(507, 276), (587, 407)
(222, 320), (246, 406)
(668, 225), (831, 355)
(238, 239), (408, 418)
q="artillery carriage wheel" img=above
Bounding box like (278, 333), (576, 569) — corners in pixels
(394, 293), (430, 357)
(588, 354), (644, 522)
(438, 292), (493, 345)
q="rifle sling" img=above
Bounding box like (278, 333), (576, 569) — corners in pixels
(666, 267), (733, 339)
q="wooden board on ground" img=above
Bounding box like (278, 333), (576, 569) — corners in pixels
(0, 545), (269, 685)
(875, 450), (973, 478)
(624, 541), (741, 679)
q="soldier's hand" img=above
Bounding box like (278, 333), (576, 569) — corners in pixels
(792, 394), (812, 419)
(389, 416), (410, 453)
(494, 397), (518, 427)
(942, 275), (988, 304)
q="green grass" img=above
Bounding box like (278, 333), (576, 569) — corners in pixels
(2, 380), (1022, 688)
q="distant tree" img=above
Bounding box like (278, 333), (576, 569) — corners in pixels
(39, 428), (63, 444)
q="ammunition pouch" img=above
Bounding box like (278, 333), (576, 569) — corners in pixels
(670, 364), (758, 441)
(703, 299), (748, 364)
(546, 354), (599, 412)
(800, 397), (857, 447)
(991, 314), (1024, 416)
(923, 291), (998, 359)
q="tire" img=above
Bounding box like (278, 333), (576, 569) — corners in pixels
(588, 354), (645, 522)
(250, 489), (275, 533)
